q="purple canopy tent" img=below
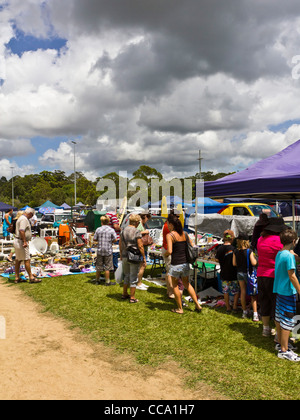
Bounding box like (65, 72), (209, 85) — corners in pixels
(204, 140), (300, 228)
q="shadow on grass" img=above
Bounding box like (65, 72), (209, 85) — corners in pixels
(145, 300), (173, 312)
(229, 321), (276, 354)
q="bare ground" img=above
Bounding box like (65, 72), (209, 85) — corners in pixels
(0, 280), (226, 400)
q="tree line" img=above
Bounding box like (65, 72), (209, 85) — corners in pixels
(0, 166), (233, 209)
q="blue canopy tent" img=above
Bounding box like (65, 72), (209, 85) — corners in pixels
(142, 196), (191, 209)
(204, 140), (300, 228)
(61, 202), (71, 210)
(0, 202), (18, 212)
(39, 200), (62, 215)
(185, 197), (226, 215)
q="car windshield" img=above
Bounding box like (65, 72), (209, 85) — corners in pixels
(248, 205), (278, 218)
(55, 214), (73, 222)
(147, 217), (166, 229)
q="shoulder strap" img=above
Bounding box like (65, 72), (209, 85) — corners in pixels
(169, 232), (177, 243)
(121, 230), (127, 247)
(246, 249), (250, 269)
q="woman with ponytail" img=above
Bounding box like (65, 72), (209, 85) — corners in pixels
(165, 214), (202, 314)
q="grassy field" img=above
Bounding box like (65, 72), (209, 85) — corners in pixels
(8, 270), (300, 400)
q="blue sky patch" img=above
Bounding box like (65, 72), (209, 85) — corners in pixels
(6, 27), (67, 57)
(268, 119), (300, 133)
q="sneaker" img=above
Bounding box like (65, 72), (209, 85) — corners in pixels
(275, 342), (298, 352)
(242, 310), (249, 319)
(278, 350), (300, 362)
(253, 313), (260, 322)
(105, 281), (116, 286)
(136, 284), (148, 290)
(262, 327), (271, 337)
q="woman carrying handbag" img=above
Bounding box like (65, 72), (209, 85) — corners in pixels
(136, 213), (153, 291)
(119, 214), (146, 303)
(165, 214), (202, 314)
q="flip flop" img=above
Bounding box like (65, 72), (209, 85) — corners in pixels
(29, 278), (42, 284)
(129, 298), (139, 304)
(171, 308), (183, 315)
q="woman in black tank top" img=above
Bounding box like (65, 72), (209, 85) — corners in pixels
(165, 214), (202, 314)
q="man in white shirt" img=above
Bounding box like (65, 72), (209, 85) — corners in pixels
(14, 208), (41, 284)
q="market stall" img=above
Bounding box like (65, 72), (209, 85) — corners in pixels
(204, 139), (300, 229)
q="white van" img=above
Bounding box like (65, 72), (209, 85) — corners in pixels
(39, 210), (73, 226)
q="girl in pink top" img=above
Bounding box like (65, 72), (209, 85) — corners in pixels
(257, 217), (287, 338)
(257, 234), (283, 278)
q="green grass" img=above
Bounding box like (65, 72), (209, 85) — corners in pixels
(8, 270), (300, 400)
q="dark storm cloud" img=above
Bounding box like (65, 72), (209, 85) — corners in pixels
(52, 0), (295, 86)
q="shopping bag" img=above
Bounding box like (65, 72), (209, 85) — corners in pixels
(246, 249), (258, 296)
(115, 261), (124, 283)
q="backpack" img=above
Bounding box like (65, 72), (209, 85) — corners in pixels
(7, 219), (16, 234)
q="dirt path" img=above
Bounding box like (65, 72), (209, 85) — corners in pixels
(0, 280), (225, 400)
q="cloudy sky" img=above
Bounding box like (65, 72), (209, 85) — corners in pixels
(1, 0), (300, 181)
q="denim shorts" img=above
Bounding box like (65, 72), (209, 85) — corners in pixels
(237, 272), (247, 282)
(169, 263), (190, 279)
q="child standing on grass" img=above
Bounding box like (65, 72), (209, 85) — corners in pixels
(216, 230), (239, 313)
(273, 229), (300, 362)
(233, 234), (259, 321)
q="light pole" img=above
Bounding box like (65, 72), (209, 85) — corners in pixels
(71, 141), (77, 206)
(197, 149), (203, 181)
(10, 166), (14, 207)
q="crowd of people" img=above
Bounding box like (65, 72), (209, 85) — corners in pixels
(93, 209), (300, 362)
(215, 216), (300, 362)
(2, 205), (300, 362)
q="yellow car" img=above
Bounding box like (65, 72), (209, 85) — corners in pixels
(218, 203), (278, 217)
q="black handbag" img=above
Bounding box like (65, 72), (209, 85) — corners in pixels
(185, 232), (198, 264)
(121, 232), (142, 264)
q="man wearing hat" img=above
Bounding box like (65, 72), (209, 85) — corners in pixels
(257, 217), (289, 337)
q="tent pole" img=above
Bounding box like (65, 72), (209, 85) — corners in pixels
(292, 199), (296, 231)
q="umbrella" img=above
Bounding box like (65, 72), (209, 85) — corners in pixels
(39, 207), (56, 215)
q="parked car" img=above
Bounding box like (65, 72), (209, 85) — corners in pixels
(39, 212), (73, 226)
(219, 203), (278, 217)
(121, 213), (166, 230)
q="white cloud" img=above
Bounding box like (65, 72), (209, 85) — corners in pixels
(1, 0), (300, 180)
(0, 158), (35, 179)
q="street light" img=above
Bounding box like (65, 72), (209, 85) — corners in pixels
(10, 166), (14, 207)
(71, 141), (77, 206)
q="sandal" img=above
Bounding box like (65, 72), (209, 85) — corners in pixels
(14, 279), (20, 284)
(195, 307), (202, 313)
(29, 278), (42, 284)
(121, 295), (130, 300)
(171, 308), (183, 315)
(129, 298), (139, 304)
